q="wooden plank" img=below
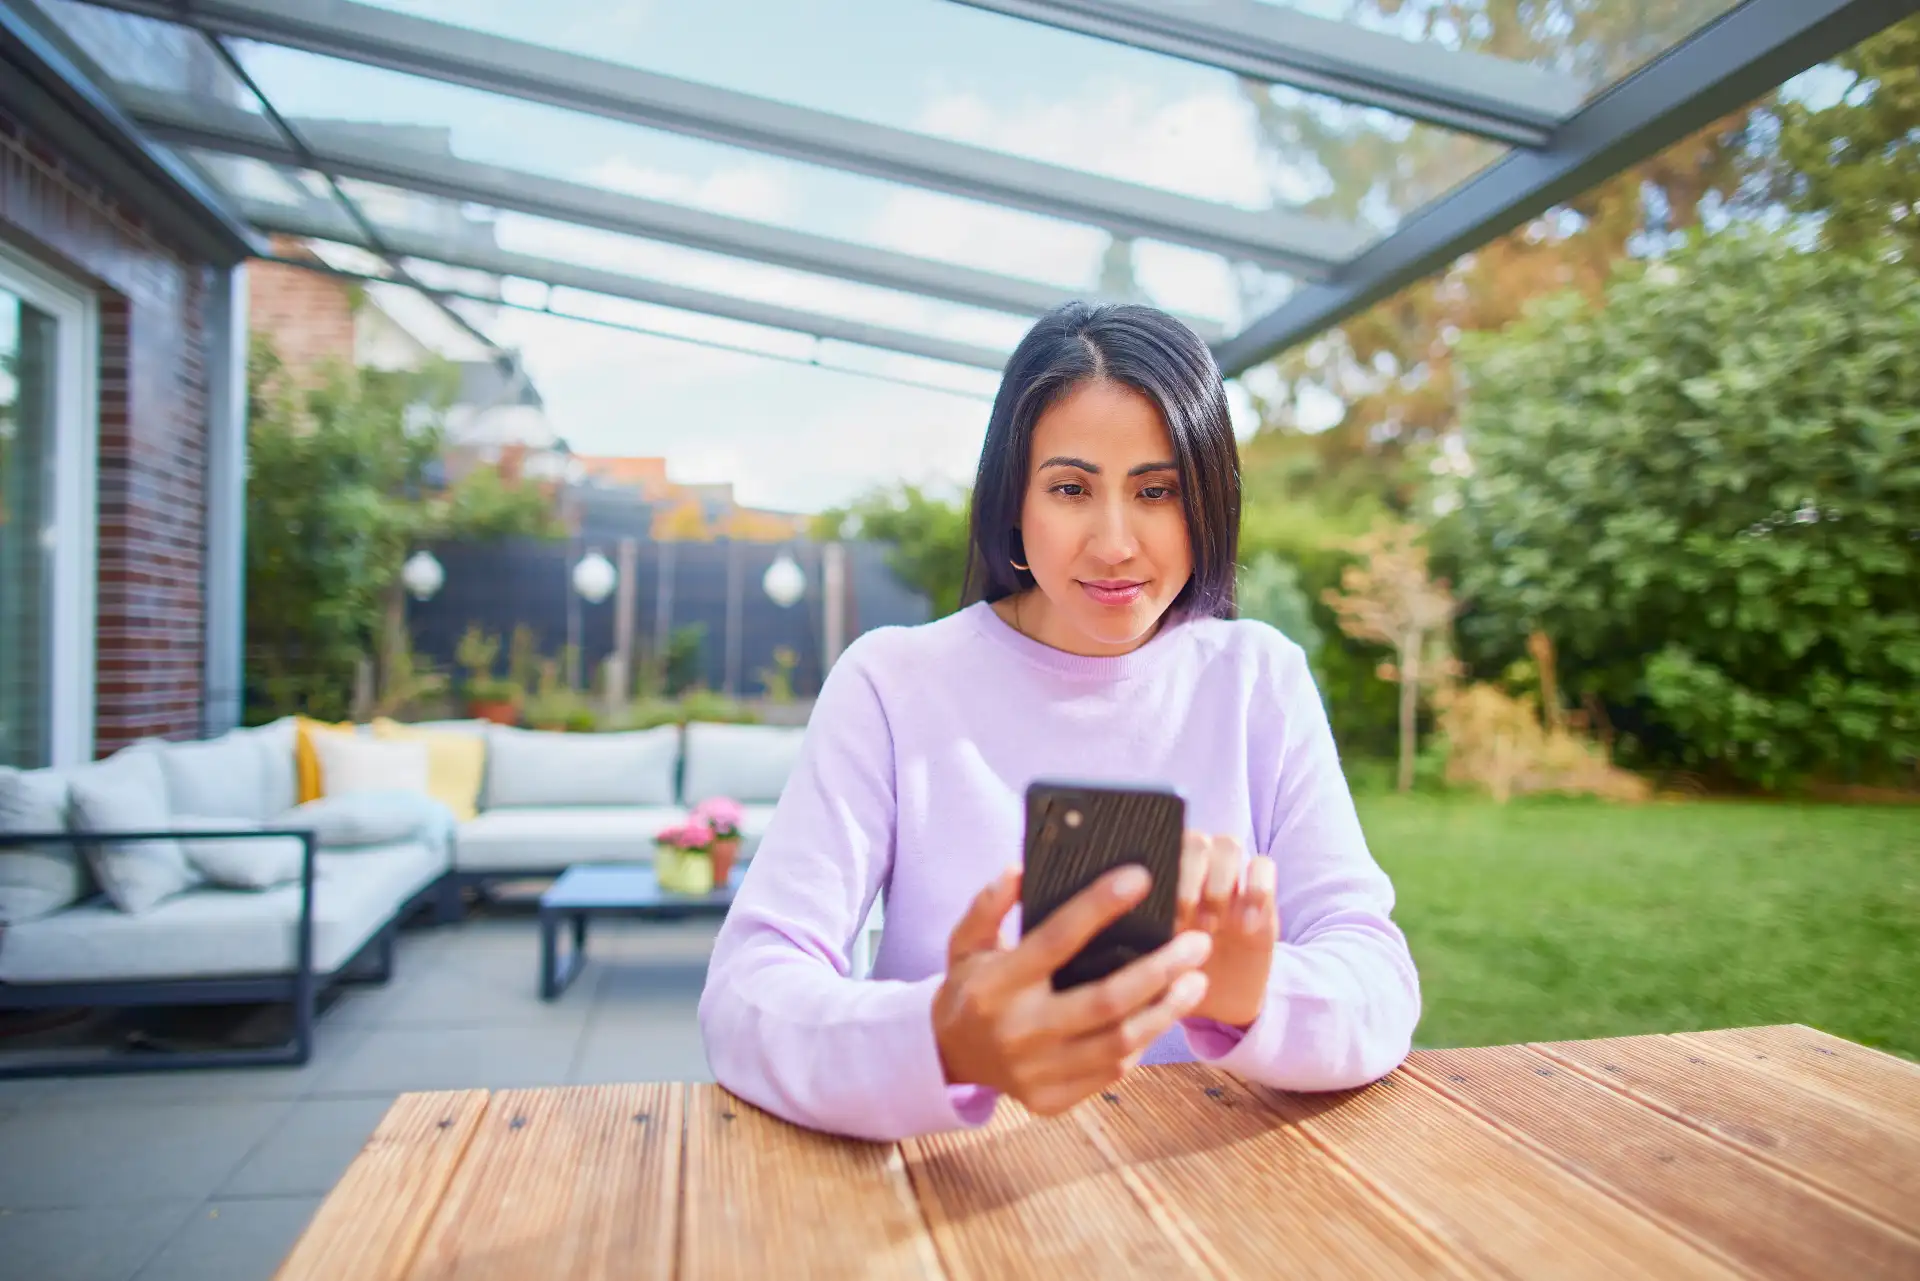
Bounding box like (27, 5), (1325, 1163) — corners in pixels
(1253, 1069), (1744, 1280)
(680, 1084), (945, 1280)
(273, 1090), (489, 1281)
(904, 1095), (1203, 1280)
(1678, 1025), (1920, 1134)
(1082, 1065), (1477, 1280)
(1542, 1034), (1920, 1234)
(1407, 1046), (1920, 1280)
(405, 1084), (682, 1281)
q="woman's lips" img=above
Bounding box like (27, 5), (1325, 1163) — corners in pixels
(1081, 580), (1145, 606)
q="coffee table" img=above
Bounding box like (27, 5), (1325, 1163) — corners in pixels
(538, 863), (741, 1000)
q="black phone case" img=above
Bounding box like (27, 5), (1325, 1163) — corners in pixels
(1021, 781), (1184, 991)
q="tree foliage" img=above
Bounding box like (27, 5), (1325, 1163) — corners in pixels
(1238, 0), (1761, 508)
(817, 484), (973, 619)
(244, 340), (558, 723)
(1758, 14), (1920, 262)
(1446, 229), (1920, 788)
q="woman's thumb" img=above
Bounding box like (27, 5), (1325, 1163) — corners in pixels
(947, 866), (1021, 963)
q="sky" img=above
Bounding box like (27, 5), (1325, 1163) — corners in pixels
(196, 0), (1749, 513)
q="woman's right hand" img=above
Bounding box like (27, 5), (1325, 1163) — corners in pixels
(932, 865), (1212, 1116)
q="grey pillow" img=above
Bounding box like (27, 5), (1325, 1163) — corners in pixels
(485, 725), (680, 808)
(277, 791), (431, 849)
(0, 767), (85, 923)
(67, 748), (199, 914)
(173, 815), (306, 890)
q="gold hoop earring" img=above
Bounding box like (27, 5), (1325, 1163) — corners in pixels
(1010, 557), (1030, 572)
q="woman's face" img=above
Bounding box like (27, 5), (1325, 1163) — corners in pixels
(1015, 378), (1192, 655)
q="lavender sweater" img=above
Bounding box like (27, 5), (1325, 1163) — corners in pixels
(698, 601), (1421, 1140)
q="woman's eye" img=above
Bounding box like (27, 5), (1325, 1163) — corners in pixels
(1053, 482), (1086, 497)
(1140, 485), (1176, 501)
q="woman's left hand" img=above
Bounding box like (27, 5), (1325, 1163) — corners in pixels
(1175, 833), (1278, 1029)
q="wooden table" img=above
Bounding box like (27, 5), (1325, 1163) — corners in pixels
(272, 1024), (1920, 1280)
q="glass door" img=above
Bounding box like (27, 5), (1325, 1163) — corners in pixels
(0, 243), (96, 768)
(0, 289), (57, 767)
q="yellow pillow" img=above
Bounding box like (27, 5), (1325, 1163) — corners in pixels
(371, 719), (486, 821)
(294, 717), (355, 804)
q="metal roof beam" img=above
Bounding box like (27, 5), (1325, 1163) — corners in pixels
(82, 0), (1365, 272)
(249, 199), (1013, 371)
(1213, 0), (1917, 375)
(0, 0), (260, 262)
(120, 87), (1223, 332)
(950, 0), (1580, 147)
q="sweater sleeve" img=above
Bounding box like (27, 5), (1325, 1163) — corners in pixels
(697, 640), (998, 1140)
(1181, 637), (1422, 1089)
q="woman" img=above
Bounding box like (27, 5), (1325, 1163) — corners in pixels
(699, 302), (1419, 1141)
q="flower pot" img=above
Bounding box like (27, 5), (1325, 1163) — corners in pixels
(710, 836), (740, 888)
(467, 699), (520, 725)
(655, 844), (714, 895)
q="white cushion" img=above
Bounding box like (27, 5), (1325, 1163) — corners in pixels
(454, 806), (683, 872)
(681, 721), (806, 805)
(313, 733), (430, 798)
(0, 767), (84, 923)
(174, 815), (306, 890)
(157, 733), (272, 822)
(0, 840), (443, 983)
(244, 718), (301, 817)
(484, 726), (679, 808)
(278, 793), (439, 849)
(66, 749), (199, 915)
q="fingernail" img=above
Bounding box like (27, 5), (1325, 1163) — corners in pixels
(1242, 904), (1262, 931)
(1171, 971), (1207, 1006)
(1113, 866), (1148, 897)
(1171, 932), (1211, 965)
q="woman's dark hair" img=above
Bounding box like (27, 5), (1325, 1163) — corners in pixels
(961, 301), (1240, 619)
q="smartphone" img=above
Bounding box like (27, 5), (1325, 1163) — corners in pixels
(1021, 779), (1185, 991)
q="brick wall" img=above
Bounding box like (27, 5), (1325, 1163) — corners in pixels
(0, 106), (212, 755)
(248, 237), (355, 382)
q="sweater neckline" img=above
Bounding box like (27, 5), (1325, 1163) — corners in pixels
(965, 599), (1185, 681)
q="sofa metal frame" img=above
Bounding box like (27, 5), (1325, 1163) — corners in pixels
(0, 826), (411, 1079)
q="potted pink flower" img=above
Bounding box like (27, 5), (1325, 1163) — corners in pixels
(653, 817), (717, 895)
(691, 796), (745, 887)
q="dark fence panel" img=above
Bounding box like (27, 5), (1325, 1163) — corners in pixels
(406, 537), (930, 699)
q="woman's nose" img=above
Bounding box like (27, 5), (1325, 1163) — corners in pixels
(1085, 501), (1137, 565)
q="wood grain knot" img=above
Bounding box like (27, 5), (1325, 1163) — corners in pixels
(1100, 1092), (1119, 1104)
(633, 1112), (650, 1125)
(509, 1116), (527, 1130)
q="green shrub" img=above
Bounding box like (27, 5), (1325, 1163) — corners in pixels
(1447, 229), (1920, 788)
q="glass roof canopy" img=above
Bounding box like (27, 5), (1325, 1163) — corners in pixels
(13, 0), (1906, 381)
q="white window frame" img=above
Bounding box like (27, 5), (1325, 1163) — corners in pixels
(0, 239), (99, 768)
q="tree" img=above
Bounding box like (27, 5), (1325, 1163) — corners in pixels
(1757, 15), (1920, 261)
(1446, 228), (1920, 788)
(816, 484), (973, 618)
(1237, 2), (1766, 507)
(1322, 522), (1460, 792)
(244, 340), (558, 722)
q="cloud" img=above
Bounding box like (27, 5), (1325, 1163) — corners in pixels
(584, 156), (796, 223)
(489, 210), (1031, 351)
(863, 82), (1276, 325)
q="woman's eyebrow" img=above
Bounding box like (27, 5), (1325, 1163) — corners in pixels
(1035, 456), (1178, 475)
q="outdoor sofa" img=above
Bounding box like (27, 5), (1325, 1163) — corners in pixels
(0, 716), (814, 1077)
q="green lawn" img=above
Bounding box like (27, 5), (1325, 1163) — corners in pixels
(1357, 794), (1920, 1061)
